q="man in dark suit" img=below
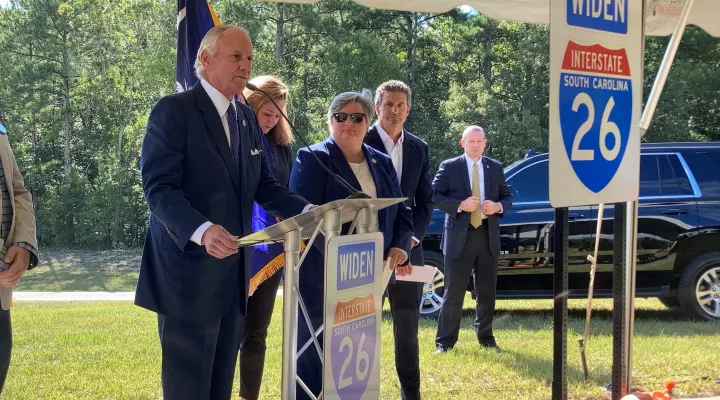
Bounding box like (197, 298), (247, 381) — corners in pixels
(136, 25), (310, 400)
(433, 125), (512, 352)
(364, 80), (433, 400)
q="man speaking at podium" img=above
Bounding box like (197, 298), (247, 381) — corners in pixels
(136, 25), (310, 400)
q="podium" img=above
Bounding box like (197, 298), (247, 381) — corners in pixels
(238, 197), (406, 400)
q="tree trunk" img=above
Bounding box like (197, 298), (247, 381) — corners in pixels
(275, 3), (285, 61)
(61, 31), (74, 244)
(404, 13), (418, 89)
(482, 23), (494, 89)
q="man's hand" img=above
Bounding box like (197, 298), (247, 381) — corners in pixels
(459, 196), (480, 213)
(395, 262), (413, 277)
(482, 200), (502, 215)
(387, 247), (408, 270)
(202, 224), (239, 259)
(0, 246), (31, 287)
(410, 238), (419, 248)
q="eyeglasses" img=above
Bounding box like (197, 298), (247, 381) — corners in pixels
(333, 113), (366, 124)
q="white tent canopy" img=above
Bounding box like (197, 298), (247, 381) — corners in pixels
(263, 0), (720, 37)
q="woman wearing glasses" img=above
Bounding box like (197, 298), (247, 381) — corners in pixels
(289, 89), (413, 399)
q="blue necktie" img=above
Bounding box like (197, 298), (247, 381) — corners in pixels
(226, 103), (241, 171)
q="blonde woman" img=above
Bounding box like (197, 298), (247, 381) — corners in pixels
(239, 75), (294, 400)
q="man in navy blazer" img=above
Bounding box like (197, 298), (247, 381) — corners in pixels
(136, 26), (309, 400)
(364, 80), (433, 400)
(433, 126), (512, 353)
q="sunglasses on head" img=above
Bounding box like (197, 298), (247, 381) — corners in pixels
(333, 113), (366, 123)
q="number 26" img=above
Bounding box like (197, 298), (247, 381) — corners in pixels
(571, 93), (621, 162)
(338, 333), (370, 389)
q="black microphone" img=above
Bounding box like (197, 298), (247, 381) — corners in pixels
(245, 82), (370, 199)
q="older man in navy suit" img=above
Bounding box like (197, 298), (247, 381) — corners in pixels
(136, 25), (310, 400)
(364, 80), (433, 400)
(433, 126), (512, 353)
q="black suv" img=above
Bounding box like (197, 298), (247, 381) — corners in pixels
(420, 142), (720, 321)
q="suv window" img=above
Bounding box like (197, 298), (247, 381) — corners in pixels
(640, 156), (661, 197)
(507, 161), (548, 203)
(680, 151), (720, 199)
(640, 154), (694, 198)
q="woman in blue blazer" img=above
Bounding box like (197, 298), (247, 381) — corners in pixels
(289, 89), (414, 399)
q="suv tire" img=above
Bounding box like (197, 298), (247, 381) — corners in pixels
(419, 251), (445, 318)
(678, 252), (720, 321)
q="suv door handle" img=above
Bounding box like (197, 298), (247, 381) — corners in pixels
(568, 214), (585, 220)
(661, 209), (688, 216)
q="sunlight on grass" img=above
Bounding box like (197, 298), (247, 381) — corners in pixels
(16, 250), (141, 292)
(2, 297), (718, 399)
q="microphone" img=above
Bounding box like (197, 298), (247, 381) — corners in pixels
(245, 82), (368, 199)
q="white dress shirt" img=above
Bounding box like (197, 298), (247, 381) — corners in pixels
(375, 123), (404, 182)
(189, 80), (311, 246)
(200, 79), (234, 148)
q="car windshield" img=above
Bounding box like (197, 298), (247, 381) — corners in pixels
(503, 158), (525, 174)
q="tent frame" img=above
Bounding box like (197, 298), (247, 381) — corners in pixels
(270, 0), (700, 398)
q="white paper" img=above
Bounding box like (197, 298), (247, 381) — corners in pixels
(396, 265), (437, 283)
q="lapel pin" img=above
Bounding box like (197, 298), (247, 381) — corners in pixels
(242, 120), (247, 127)
(371, 158), (377, 164)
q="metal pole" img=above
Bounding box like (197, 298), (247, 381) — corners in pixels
(355, 207), (374, 234)
(281, 229), (301, 400)
(316, 208), (342, 398)
(612, 202), (628, 400)
(552, 207), (569, 400)
(639, 0), (695, 136)
(625, 200), (640, 391)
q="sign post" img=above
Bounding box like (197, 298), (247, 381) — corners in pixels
(550, 1), (643, 399)
(323, 233), (383, 400)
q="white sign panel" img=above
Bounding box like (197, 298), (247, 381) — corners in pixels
(549, 0), (642, 207)
(323, 233), (383, 400)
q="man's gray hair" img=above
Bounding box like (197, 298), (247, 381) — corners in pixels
(374, 80), (412, 107)
(462, 125), (485, 139)
(327, 89), (375, 126)
(194, 25), (249, 79)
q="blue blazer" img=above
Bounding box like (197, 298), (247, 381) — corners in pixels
(433, 155), (512, 260)
(136, 83), (309, 321)
(364, 127), (434, 266)
(289, 137), (414, 289)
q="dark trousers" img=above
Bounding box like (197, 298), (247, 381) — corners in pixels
(296, 284), (325, 400)
(436, 224), (498, 348)
(388, 280), (423, 400)
(157, 289), (244, 400)
(238, 271), (282, 400)
(0, 309), (10, 393)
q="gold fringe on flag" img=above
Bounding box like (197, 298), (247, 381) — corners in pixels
(207, 0), (222, 25)
(248, 241), (306, 296)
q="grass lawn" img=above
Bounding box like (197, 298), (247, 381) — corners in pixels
(16, 249), (141, 292)
(3, 297), (719, 399)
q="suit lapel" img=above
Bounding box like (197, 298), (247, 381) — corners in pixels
(326, 139), (361, 193)
(400, 134), (414, 196)
(364, 127), (385, 154)
(460, 156), (472, 197)
(193, 85), (241, 196)
(482, 157), (491, 199)
(362, 144), (386, 233)
(236, 101), (253, 190)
